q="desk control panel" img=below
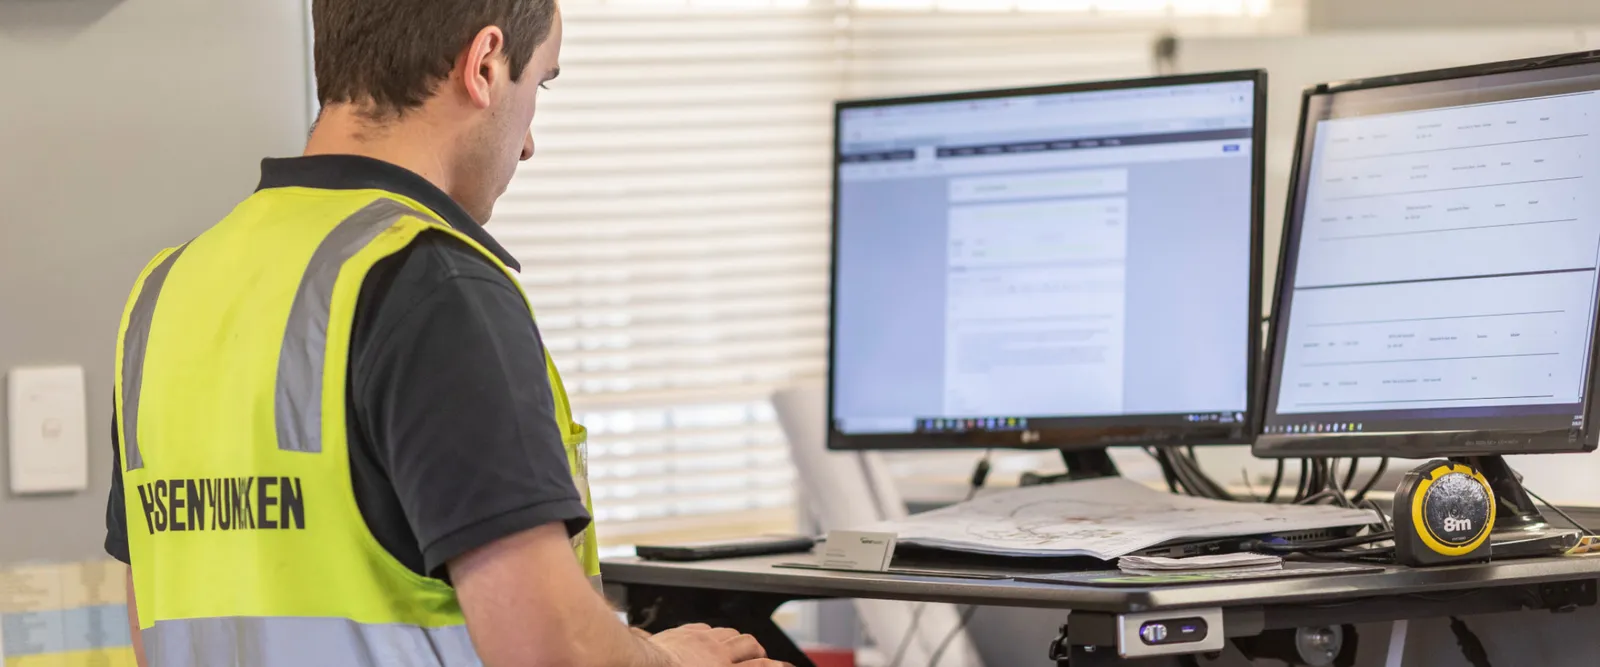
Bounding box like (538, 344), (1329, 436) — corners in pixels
(1139, 617), (1208, 645)
(1118, 608), (1224, 658)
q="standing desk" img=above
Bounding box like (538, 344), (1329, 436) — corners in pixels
(602, 553), (1600, 666)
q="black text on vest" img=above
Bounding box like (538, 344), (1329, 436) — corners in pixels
(136, 476), (306, 534)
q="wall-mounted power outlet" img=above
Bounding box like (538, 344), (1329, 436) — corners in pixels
(7, 365), (88, 494)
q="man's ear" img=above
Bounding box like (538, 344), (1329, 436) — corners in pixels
(457, 26), (507, 110)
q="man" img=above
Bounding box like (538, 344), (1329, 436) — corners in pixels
(103, 1), (788, 666)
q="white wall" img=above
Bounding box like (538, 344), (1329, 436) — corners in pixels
(1311, 0), (1600, 30)
(0, 0), (311, 563)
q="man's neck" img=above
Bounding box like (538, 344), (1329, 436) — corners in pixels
(304, 105), (459, 198)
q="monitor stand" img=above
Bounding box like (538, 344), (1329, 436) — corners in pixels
(1451, 455), (1583, 558)
(1019, 448), (1122, 486)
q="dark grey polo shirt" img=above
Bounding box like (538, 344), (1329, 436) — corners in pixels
(105, 155), (591, 579)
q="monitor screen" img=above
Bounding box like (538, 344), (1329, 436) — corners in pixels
(1259, 56), (1600, 456)
(828, 73), (1263, 449)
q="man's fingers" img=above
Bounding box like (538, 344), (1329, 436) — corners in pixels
(705, 626), (742, 642)
(723, 633), (767, 662)
(737, 660), (793, 667)
(677, 623), (712, 631)
(628, 627), (652, 640)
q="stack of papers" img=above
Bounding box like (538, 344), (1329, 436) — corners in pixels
(1118, 553), (1283, 574)
(867, 477), (1378, 561)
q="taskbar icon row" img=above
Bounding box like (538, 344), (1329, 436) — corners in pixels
(1266, 423), (1364, 435)
(918, 417), (1028, 433)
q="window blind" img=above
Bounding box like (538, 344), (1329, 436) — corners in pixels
(501, 2), (838, 552)
(494, 0), (1302, 553)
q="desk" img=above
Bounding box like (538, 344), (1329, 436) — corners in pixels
(602, 554), (1600, 666)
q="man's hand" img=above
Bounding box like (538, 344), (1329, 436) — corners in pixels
(647, 624), (792, 667)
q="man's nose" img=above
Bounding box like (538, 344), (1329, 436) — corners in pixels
(521, 130), (535, 161)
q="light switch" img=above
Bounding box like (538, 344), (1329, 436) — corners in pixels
(7, 365), (89, 494)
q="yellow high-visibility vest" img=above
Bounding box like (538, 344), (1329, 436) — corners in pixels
(114, 190), (598, 666)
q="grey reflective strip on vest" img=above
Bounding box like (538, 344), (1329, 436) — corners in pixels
(144, 616), (480, 667)
(276, 199), (420, 454)
(121, 244), (189, 471)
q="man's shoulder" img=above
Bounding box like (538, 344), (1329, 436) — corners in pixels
(238, 188), (513, 283)
(351, 227), (532, 369)
(366, 227), (521, 302)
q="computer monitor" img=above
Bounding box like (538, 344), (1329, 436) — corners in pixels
(827, 71), (1266, 453)
(1257, 51), (1600, 459)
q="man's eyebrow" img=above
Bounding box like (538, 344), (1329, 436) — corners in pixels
(546, 66), (561, 81)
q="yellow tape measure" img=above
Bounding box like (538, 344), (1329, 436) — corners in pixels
(1394, 461), (1495, 566)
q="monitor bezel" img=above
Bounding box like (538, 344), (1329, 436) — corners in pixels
(1254, 50), (1600, 458)
(826, 69), (1269, 452)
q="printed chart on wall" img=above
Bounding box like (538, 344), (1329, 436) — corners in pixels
(0, 561), (134, 667)
(1278, 91), (1600, 415)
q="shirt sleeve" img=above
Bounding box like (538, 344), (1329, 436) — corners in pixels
(105, 411), (131, 564)
(353, 249), (590, 578)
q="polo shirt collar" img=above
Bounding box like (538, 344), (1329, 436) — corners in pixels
(256, 155), (521, 271)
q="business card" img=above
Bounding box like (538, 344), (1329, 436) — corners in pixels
(819, 530), (898, 571)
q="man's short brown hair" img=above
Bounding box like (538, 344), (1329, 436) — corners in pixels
(312, 0), (557, 119)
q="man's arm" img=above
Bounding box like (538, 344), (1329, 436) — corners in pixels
(450, 523), (667, 667)
(452, 523), (784, 667)
(109, 413), (145, 667)
(357, 240), (788, 667)
(125, 568), (148, 667)
(106, 413), (131, 563)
